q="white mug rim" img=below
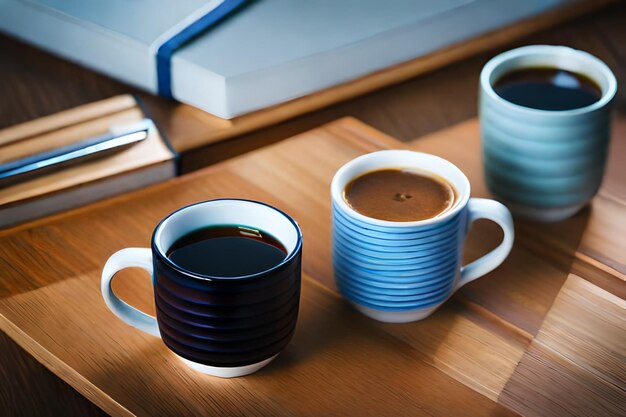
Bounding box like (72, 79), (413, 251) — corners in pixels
(331, 150), (471, 228)
(152, 198), (302, 281)
(480, 45), (617, 117)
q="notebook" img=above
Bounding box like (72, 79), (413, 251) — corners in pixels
(0, 0), (575, 118)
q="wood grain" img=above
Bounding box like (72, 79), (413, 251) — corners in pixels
(0, 94), (137, 147)
(0, 331), (107, 417)
(499, 275), (626, 417)
(0, 95), (174, 208)
(375, 298), (528, 401)
(1, 117), (623, 416)
(0, 102), (140, 163)
(570, 258), (626, 301)
(577, 196), (626, 277)
(0, 271), (517, 417)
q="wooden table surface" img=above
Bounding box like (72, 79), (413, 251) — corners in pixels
(0, 117), (624, 417)
(0, 3), (625, 416)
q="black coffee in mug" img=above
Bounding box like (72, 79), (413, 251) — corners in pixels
(166, 225), (287, 277)
(102, 199), (302, 377)
(493, 67), (602, 111)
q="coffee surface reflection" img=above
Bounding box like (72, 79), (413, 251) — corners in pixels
(167, 225), (287, 277)
(493, 67), (601, 111)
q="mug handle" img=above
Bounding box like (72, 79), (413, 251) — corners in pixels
(101, 248), (160, 337)
(456, 198), (514, 290)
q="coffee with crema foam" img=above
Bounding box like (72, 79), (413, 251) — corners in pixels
(343, 169), (456, 222)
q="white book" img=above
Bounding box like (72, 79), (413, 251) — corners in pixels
(0, 0), (573, 119)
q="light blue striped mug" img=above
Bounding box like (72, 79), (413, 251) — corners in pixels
(330, 150), (514, 323)
(480, 45), (617, 222)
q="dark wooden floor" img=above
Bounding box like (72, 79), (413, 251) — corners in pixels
(0, 2), (625, 416)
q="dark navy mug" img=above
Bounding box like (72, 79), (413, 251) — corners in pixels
(101, 199), (302, 378)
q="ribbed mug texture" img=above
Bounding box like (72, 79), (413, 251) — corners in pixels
(479, 45), (616, 219)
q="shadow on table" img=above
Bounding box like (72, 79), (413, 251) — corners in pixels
(459, 204), (591, 336)
(197, 203), (591, 409)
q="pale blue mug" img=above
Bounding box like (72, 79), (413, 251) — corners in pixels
(480, 45), (617, 222)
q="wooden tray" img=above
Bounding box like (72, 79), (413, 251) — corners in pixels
(0, 95), (176, 227)
(149, 0), (611, 153)
(0, 118), (623, 416)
